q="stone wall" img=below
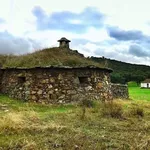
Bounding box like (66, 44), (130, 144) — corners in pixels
(111, 83), (129, 99)
(0, 68), (113, 103)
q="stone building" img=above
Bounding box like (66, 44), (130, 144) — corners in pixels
(0, 38), (128, 103)
(0, 66), (113, 103)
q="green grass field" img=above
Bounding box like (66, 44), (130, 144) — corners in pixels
(128, 82), (150, 101)
(1, 94), (150, 149)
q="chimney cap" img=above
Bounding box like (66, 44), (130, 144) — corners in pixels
(58, 37), (71, 42)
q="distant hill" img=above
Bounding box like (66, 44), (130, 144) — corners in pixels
(0, 47), (102, 68)
(90, 57), (150, 84)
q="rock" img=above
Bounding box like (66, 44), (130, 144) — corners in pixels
(85, 86), (92, 91)
(48, 90), (54, 94)
(97, 82), (103, 89)
(50, 78), (55, 83)
(58, 74), (63, 80)
(25, 81), (30, 86)
(51, 94), (57, 99)
(71, 95), (79, 101)
(48, 84), (53, 88)
(73, 77), (80, 84)
(45, 79), (49, 83)
(25, 91), (30, 94)
(31, 91), (36, 94)
(37, 90), (43, 95)
(59, 100), (63, 103)
(32, 95), (37, 100)
(55, 89), (58, 92)
(67, 90), (76, 95)
(58, 95), (65, 99)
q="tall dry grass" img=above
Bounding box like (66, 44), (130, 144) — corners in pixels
(0, 47), (102, 68)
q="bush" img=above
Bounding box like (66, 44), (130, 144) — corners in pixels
(101, 101), (123, 119)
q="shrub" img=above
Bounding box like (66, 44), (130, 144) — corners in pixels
(101, 101), (123, 119)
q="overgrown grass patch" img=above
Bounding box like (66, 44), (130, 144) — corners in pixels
(101, 101), (123, 119)
(1, 95), (150, 149)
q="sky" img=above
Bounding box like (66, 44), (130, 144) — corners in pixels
(0, 0), (150, 65)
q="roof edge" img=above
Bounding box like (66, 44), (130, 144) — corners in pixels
(1, 65), (113, 73)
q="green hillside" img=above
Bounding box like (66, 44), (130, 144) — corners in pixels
(0, 47), (102, 68)
(91, 57), (150, 84)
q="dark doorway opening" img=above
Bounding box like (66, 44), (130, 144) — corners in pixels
(18, 77), (26, 84)
(78, 77), (89, 84)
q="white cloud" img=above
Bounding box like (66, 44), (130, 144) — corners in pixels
(0, 0), (150, 65)
(0, 31), (42, 55)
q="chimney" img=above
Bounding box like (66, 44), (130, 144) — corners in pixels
(57, 37), (71, 49)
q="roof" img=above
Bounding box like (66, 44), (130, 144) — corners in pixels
(58, 37), (71, 42)
(2, 65), (113, 73)
(141, 79), (150, 83)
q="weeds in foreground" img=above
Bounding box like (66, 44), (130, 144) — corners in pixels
(80, 99), (95, 108)
(101, 101), (123, 119)
(0, 96), (150, 149)
(80, 99), (95, 120)
(129, 106), (144, 118)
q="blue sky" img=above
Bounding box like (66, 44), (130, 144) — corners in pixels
(0, 0), (150, 65)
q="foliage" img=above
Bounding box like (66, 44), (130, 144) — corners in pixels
(91, 57), (150, 84)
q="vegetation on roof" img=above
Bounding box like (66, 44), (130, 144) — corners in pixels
(0, 47), (103, 68)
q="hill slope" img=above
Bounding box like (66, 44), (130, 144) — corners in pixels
(91, 57), (150, 84)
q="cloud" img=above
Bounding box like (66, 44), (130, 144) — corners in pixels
(107, 26), (146, 41)
(72, 37), (150, 65)
(128, 44), (150, 57)
(71, 38), (90, 45)
(104, 26), (150, 62)
(0, 31), (41, 55)
(32, 6), (105, 33)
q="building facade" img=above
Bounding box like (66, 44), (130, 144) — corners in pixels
(0, 66), (113, 103)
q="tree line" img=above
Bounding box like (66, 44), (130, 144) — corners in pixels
(90, 57), (150, 85)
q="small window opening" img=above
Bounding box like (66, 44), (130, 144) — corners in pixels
(78, 77), (89, 84)
(18, 76), (26, 84)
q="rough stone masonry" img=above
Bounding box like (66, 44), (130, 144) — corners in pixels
(0, 66), (114, 104)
